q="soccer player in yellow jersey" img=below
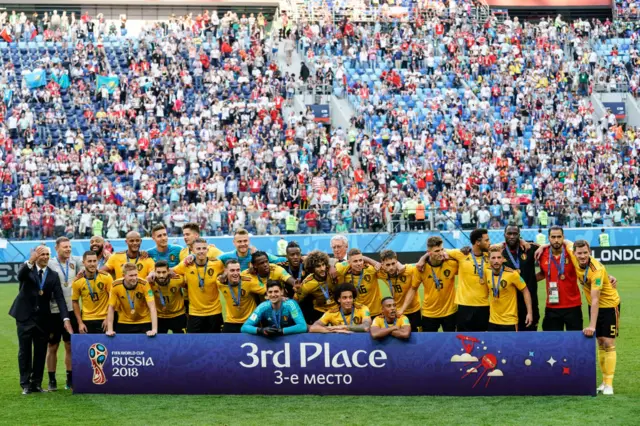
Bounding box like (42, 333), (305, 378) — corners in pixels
(370, 297), (411, 340)
(218, 259), (267, 333)
(102, 231), (155, 280)
(485, 246), (533, 332)
(178, 222), (223, 261)
(416, 236), (459, 332)
(106, 263), (158, 336)
(335, 248), (382, 318)
(310, 284), (371, 333)
(445, 228), (491, 332)
(378, 249), (421, 331)
(570, 240), (621, 395)
(173, 238), (225, 333)
(71, 251), (113, 334)
(153, 260), (187, 334)
(296, 250), (338, 324)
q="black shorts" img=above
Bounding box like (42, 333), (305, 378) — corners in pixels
(589, 304), (620, 338)
(405, 310), (421, 332)
(421, 312), (457, 332)
(116, 322), (152, 334)
(83, 319), (105, 334)
(306, 309), (324, 325)
(48, 313), (78, 344)
(542, 306), (583, 331)
(488, 322), (517, 332)
(187, 314), (223, 333)
(222, 322), (243, 333)
(158, 314), (187, 334)
(456, 305), (489, 332)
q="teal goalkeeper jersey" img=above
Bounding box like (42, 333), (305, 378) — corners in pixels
(241, 299), (307, 335)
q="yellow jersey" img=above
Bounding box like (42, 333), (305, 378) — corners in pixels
(416, 259), (459, 318)
(335, 263), (382, 316)
(173, 259), (224, 316)
(372, 314), (410, 328)
(567, 253), (620, 308)
(179, 245), (223, 262)
(447, 249), (490, 307)
(485, 267), (526, 326)
(152, 276), (187, 319)
(71, 271), (114, 321)
(377, 264), (421, 315)
(319, 304), (371, 326)
(218, 274), (267, 324)
(296, 274), (338, 312)
(105, 251), (155, 280)
(108, 278), (155, 324)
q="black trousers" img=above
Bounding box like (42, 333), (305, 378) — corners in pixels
(456, 305), (490, 332)
(222, 322), (243, 333)
(16, 320), (48, 389)
(187, 314), (223, 333)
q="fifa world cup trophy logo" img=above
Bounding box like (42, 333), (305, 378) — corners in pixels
(88, 343), (108, 385)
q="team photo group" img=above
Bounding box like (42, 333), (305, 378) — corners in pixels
(11, 221), (620, 396)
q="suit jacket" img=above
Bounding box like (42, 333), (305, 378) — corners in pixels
(8, 263), (69, 327)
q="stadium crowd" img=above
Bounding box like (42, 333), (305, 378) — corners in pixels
(0, 4), (639, 240)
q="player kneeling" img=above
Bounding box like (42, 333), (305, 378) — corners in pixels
(241, 281), (307, 336)
(370, 297), (411, 340)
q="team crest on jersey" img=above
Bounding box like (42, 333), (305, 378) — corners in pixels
(500, 280), (507, 289)
(444, 269), (451, 278)
(354, 316), (362, 324)
(241, 289), (247, 297)
(137, 264), (143, 271)
(399, 276), (406, 283)
(283, 316), (288, 322)
(70, 263), (75, 270)
(207, 269), (214, 276)
(170, 287), (178, 293)
(170, 255), (176, 261)
(97, 282), (104, 290)
(136, 292), (143, 299)
(364, 275), (371, 282)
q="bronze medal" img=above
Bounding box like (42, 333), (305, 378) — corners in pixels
(326, 298), (334, 305)
(560, 274), (565, 280)
(521, 253), (527, 260)
(479, 278), (485, 285)
(130, 309), (136, 315)
(39, 290), (44, 295)
(63, 281), (69, 287)
(516, 269), (521, 274)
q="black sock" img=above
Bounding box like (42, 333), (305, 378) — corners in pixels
(66, 371), (72, 385)
(48, 372), (56, 382)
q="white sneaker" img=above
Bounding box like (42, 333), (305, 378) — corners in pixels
(597, 383), (606, 393)
(602, 385), (614, 395)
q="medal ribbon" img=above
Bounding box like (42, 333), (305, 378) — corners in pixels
(471, 252), (484, 281)
(430, 264), (443, 290)
(156, 280), (167, 308)
(288, 265), (302, 281)
(126, 288), (136, 312)
(548, 247), (566, 280)
(127, 253), (139, 266)
(491, 267), (504, 298)
(387, 275), (396, 296)
(228, 280), (242, 306)
(85, 275), (96, 299)
(582, 261), (590, 286)
(37, 268), (49, 293)
(272, 306), (282, 328)
(505, 247), (520, 269)
(383, 317), (397, 328)
(318, 279), (331, 301)
(57, 258), (69, 284)
(340, 308), (355, 326)
(196, 260), (208, 290)
(351, 271), (364, 293)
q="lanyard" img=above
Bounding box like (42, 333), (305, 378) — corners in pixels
(351, 271), (364, 292)
(228, 281), (242, 306)
(196, 260), (208, 290)
(288, 265), (302, 281)
(471, 251), (484, 281)
(37, 268), (49, 294)
(318, 279), (331, 301)
(548, 247), (566, 280)
(257, 274), (268, 289)
(491, 267), (504, 298)
(430, 264), (443, 290)
(387, 274), (396, 296)
(127, 252), (139, 266)
(383, 317), (397, 328)
(57, 258), (69, 283)
(98, 257), (105, 269)
(272, 306), (282, 328)
(156, 280), (167, 308)
(582, 261), (590, 286)
(126, 287), (136, 313)
(505, 246), (520, 270)
(340, 308), (355, 326)
(85, 275), (96, 299)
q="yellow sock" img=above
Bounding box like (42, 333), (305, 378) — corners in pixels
(603, 346), (616, 387)
(598, 346), (606, 380)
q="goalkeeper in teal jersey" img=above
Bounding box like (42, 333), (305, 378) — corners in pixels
(242, 280), (308, 336)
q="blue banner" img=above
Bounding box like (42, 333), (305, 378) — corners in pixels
(96, 75), (120, 94)
(603, 102), (625, 119)
(72, 333), (595, 396)
(24, 69), (46, 88)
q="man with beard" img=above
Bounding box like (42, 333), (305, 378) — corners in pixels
(71, 251), (113, 334)
(276, 241), (307, 297)
(152, 260), (187, 334)
(296, 250), (338, 324)
(148, 224), (183, 267)
(502, 224), (540, 331)
(218, 228), (285, 271)
(310, 283), (372, 334)
(377, 250), (421, 331)
(217, 259), (266, 333)
(370, 297), (411, 340)
(335, 249), (382, 318)
(46, 237), (83, 391)
(179, 222), (222, 261)
(102, 231), (154, 280)
(242, 280), (307, 336)
(106, 263), (158, 336)
(89, 236), (111, 269)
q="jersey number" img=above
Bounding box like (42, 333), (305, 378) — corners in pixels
(358, 286), (368, 294)
(393, 284), (403, 294)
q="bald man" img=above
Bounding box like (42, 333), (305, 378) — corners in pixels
(89, 235), (111, 269)
(101, 232), (155, 280)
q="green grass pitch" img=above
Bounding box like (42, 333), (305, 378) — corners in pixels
(0, 265), (638, 425)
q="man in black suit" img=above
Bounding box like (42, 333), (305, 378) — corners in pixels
(9, 246), (74, 395)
